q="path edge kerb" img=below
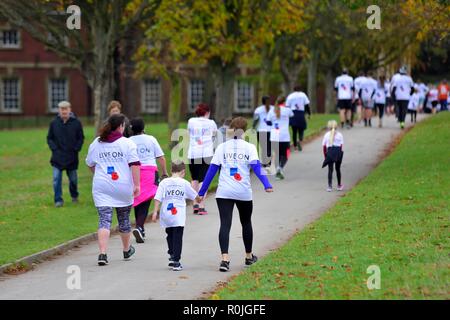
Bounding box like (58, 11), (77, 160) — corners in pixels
(0, 125), (330, 275)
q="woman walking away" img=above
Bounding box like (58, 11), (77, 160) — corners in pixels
(267, 96), (294, 180)
(129, 118), (168, 243)
(375, 76), (387, 128)
(322, 120), (344, 192)
(253, 96), (273, 167)
(187, 103), (217, 215)
(408, 86), (420, 123)
(286, 86), (311, 151)
(198, 117), (273, 272)
(86, 114), (141, 266)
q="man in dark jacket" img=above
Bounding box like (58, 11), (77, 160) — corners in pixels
(47, 101), (84, 207)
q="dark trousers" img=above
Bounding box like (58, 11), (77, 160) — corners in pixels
(134, 199), (151, 231)
(52, 166), (78, 203)
(166, 226), (184, 262)
(409, 110), (417, 122)
(375, 104), (385, 119)
(397, 100), (409, 123)
(256, 131), (271, 166)
(290, 126), (305, 147)
(328, 161), (342, 187)
(216, 198), (253, 254)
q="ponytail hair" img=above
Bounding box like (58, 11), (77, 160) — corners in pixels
(327, 120), (338, 146)
(99, 114), (126, 142)
(275, 95), (285, 119)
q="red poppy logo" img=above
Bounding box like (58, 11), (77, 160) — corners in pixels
(171, 207), (178, 215)
(234, 173), (242, 181)
(111, 172), (119, 180)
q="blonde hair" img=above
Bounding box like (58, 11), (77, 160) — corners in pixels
(58, 101), (71, 108)
(275, 96), (286, 119)
(327, 120), (338, 146)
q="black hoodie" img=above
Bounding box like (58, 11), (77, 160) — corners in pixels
(47, 113), (85, 170)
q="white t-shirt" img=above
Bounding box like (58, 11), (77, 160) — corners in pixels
(253, 105), (274, 132)
(211, 139), (259, 201)
(154, 177), (197, 228)
(360, 77), (378, 101)
(267, 107), (294, 142)
(187, 117), (217, 159)
(374, 83), (386, 104)
(417, 83), (428, 99)
(428, 88), (438, 102)
(322, 131), (344, 148)
(408, 93), (420, 111)
(354, 76), (366, 99)
(392, 74), (414, 101)
(129, 134), (164, 166)
(334, 74), (354, 100)
(86, 137), (140, 207)
(286, 91), (310, 111)
(384, 81), (391, 98)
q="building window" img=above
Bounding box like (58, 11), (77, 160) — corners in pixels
(0, 30), (20, 48)
(234, 81), (254, 112)
(142, 79), (161, 113)
(1, 78), (21, 112)
(48, 79), (68, 112)
(188, 79), (205, 111)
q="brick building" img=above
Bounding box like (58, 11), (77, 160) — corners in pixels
(0, 24), (260, 121)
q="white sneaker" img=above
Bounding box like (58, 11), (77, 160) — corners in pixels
(326, 186), (332, 192)
(337, 185), (344, 191)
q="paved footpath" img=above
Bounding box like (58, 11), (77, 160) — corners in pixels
(0, 115), (425, 300)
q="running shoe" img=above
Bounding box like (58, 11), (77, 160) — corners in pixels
(337, 185), (344, 191)
(400, 122), (405, 129)
(55, 201), (64, 208)
(133, 228), (145, 243)
(327, 186), (333, 192)
(193, 204), (200, 215)
(275, 169), (282, 180)
(123, 245), (136, 260)
(219, 260), (230, 272)
(245, 254), (258, 266)
(168, 256), (175, 268)
(98, 254), (108, 266)
(279, 169), (285, 180)
(172, 262), (183, 271)
(198, 208), (208, 215)
(72, 197), (79, 203)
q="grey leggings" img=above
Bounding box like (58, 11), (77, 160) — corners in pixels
(97, 206), (132, 233)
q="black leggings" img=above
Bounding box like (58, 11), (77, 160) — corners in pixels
(274, 142), (290, 168)
(166, 226), (184, 261)
(409, 110), (417, 122)
(375, 103), (385, 119)
(290, 126), (304, 147)
(216, 198), (253, 254)
(134, 199), (151, 230)
(328, 161), (342, 187)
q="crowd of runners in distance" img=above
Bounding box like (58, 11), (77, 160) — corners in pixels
(48, 66), (448, 273)
(334, 66), (449, 130)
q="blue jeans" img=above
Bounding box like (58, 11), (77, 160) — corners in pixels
(439, 99), (448, 111)
(52, 166), (79, 203)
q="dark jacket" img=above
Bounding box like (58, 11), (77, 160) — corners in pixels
(47, 113), (84, 170)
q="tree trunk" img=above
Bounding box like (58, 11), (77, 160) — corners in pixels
(210, 61), (236, 123)
(324, 69), (335, 114)
(93, 77), (115, 133)
(307, 48), (319, 113)
(168, 72), (181, 148)
(280, 58), (301, 96)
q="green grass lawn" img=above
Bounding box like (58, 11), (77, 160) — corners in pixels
(213, 112), (450, 300)
(0, 114), (338, 266)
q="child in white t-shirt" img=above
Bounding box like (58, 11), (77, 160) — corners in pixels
(408, 86), (421, 123)
(321, 120), (344, 192)
(152, 162), (198, 271)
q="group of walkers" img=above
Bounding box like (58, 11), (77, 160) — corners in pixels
(46, 67), (447, 272)
(334, 66), (449, 130)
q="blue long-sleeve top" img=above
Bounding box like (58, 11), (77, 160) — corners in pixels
(198, 160), (272, 196)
